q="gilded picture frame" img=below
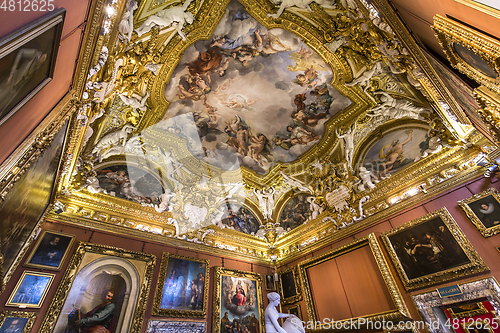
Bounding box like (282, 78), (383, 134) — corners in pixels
(459, 188), (500, 237)
(0, 311), (37, 333)
(432, 15), (500, 95)
(0, 8), (65, 127)
(38, 242), (156, 333)
(24, 230), (75, 271)
(287, 304), (302, 321)
(446, 301), (489, 318)
(298, 233), (410, 329)
(278, 266), (302, 305)
(6, 271), (55, 308)
(264, 274), (276, 291)
(381, 207), (489, 291)
(152, 252), (209, 318)
(212, 267), (265, 333)
(146, 319), (207, 333)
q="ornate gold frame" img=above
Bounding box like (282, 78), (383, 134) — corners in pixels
(6, 271), (55, 308)
(432, 15), (500, 95)
(278, 266), (302, 305)
(287, 303), (302, 321)
(447, 302), (489, 318)
(152, 252), (209, 318)
(381, 207), (489, 291)
(211, 267), (265, 333)
(23, 230), (75, 271)
(454, 0), (500, 20)
(459, 187), (500, 237)
(299, 233), (410, 329)
(0, 311), (37, 333)
(38, 242), (156, 333)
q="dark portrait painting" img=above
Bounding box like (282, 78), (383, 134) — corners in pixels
(0, 120), (67, 283)
(265, 274), (275, 291)
(25, 230), (75, 270)
(467, 195), (500, 228)
(153, 253), (209, 317)
(453, 43), (498, 79)
(280, 271), (297, 299)
(287, 304), (302, 320)
(387, 216), (470, 280)
(0, 317), (29, 333)
(0, 9), (65, 126)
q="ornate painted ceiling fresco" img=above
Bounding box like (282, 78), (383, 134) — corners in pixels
(50, 0), (490, 263)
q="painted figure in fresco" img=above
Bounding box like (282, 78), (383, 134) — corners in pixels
(292, 66), (319, 88)
(67, 290), (116, 333)
(377, 130), (413, 179)
(247, 131), (272, 165)
(221, 312), (231, 333)
(226, 124), (249, 155)
(232, 280), (247, 306)
(291, 109), (327, 127)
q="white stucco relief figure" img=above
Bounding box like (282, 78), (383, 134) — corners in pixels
(357, 166), (379, 191)
(97, 135), (143, 162)
(307, 196), (324, 220)
(280, 172), (312, 194)
(345, 61), (383, 92)
(254, 187), (275, 220)
(91, 124), (137, 156)
(184, 203), (208, 229)
(336, 122), (356, 170)
(267, 0), (335, 18)
(265, 292), (305, 333)
(325, 36), (349, 54)
(135, 0), (194, 40)
(154, 190), (176, 213)
(118, 91), (150, 111)
(157, 147), (190, 191)
(368, 91), (430, 120)
(118, 0), (138, 42)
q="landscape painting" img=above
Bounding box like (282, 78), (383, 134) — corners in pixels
(163, 0), (352, 174)
(362, 128), (429, 179)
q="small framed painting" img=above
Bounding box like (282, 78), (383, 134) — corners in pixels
(152, 253), (209, 318)
(0, 311), (37, 333)
(287, 304), (302, 321)
(459, 188), (500, 237)
(0, 8), (65, 126)
(6, 271), (55, 308)
(264, 274), (276, 291)
(24, 230), (75, 270)
(278, 266), (302, 305)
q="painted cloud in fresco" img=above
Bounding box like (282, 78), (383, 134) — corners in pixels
(163, 0), (351, 174)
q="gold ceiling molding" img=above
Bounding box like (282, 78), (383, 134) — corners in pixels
(474, 85), (500, 144)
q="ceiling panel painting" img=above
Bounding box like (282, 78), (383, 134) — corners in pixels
(162, 0), (352, 174)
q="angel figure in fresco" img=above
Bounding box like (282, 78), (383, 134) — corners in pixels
(292, 66), (319, 88)
(310, 83), (333, 112)
(378, 130), (413, 179)
(177, 73), (211, 101)
(287, 46), (328, 72)
(221, 94), (257, 112)
(247, 130), (272, 166)
(226, 123), (249, 156)
(274, 125), (319, 149)
(291, 109), (327, 127)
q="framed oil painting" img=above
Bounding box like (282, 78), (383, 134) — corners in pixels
(0, 311), (37, 333)
(287, 304), (302, 321)
(0, 8), (65, 127)
(446, 302), (488, 318)
(24, 230), (75, 271)
(459, 188), (500, 237)
(152, 253), (209, 318)
(38, 242), (156, 333)
(432, 15), (500, 95)
(381, 208), (488, 290)
(6, 271), (55, 308)
(264, 274), (276, 291)
(212, 267), (264, 333)
(146, 319), (206, 333)
(1, 119), (68, 287)
(278, 266), (302, 305)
